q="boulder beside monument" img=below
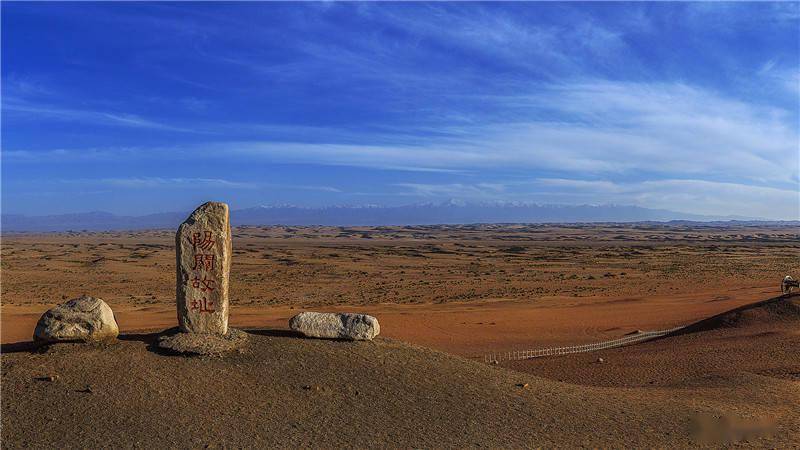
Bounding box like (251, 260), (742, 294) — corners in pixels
(33, 296), (119, 343)
(289, 312), (380, 340)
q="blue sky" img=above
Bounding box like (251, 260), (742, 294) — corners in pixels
(2, 2), (798, 219)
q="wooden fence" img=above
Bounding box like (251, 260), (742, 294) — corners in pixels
(483, 326), (684, 363)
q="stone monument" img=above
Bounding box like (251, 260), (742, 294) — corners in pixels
(158, 201), (247, 355)
(176, 201), (231, 334)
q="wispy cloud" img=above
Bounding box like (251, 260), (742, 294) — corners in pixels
(216, 81), (797, 184)
(757, 59), (800, 96)
(270, 184), (342, 193)
(7, 79), (797, 184)
(351, 3), (632, 80)
(3, 74), (55, 97)
(56, 177), (342, 193)
(394, 182), (506, 198)
(65, 177), (258, 189)
(3, 3), (797, 218)
(392, 178), (799, 220)
(531, 178), (799, 220)
(4, 97), (202, 133)
(3, 72), (203, 133)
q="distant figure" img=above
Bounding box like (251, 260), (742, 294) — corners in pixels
(782, 276), (799, 295)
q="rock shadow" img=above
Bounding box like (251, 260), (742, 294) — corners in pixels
(118, 331), (162, 345)
(243, 328), (301, 338)
(0, 340), (42, 354)
(117, 330), (183, 355)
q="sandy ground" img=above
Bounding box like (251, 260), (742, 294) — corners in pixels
(2, 224), (798, 447)
(2, 223), (796, 355)
(0, 287), (780, 356)
(505, 295), (800, 386)
(3, 296), (798, 448)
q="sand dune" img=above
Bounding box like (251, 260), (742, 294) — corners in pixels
(500, 295), (800, 446)
(672, 294), (800, 335)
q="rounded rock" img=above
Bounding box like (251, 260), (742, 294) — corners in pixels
(33, 296), (119, 344)
(289, 312), (380, 340)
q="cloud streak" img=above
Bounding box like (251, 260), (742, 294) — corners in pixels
(7, 79), (797, 194)
(4, 98), (202, 133)
(64, 177), (258, 189)
(3, 3), (797, 218)
(56, 177), (342, 193)
(393, 178), (799, 220)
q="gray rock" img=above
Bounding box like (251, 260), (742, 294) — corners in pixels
(156, 328), (248, 356)
(176, 202), (232, 335)
(289, 312), (380, 340)
(33, 296), (119, 343)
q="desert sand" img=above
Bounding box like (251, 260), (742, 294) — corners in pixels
(2, 224), (798, 447)
(3, 224), (796, 350)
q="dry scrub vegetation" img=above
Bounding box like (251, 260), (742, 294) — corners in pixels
(2, 224), (797, 308)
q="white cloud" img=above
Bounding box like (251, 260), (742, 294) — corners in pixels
(71, 177), (258, 189)
(3, 97), (203, 133)
(392, 178), (799, 220)
(55, 177), (342, 193)
(354, 3), (631, 78)
(394, 182), (506, 198)
(757, 62), (800, 97)
(8, 80), (797, 183)
(209, 81), (797, 184)
(5, 80), (797, 218)
(530, 178), (799, 220)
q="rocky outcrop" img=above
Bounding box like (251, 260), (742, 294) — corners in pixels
(33, 296), (119, 343)
(289, 312), (380, 341)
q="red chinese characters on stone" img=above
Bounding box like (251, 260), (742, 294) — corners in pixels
(188, 230), (217, 313)
(192, 254), (215, 271)
(190, 298), (215, 313)
(192, 276), (216, 292)
(191, 231), (215, 251)
(177, 203), (231, 332)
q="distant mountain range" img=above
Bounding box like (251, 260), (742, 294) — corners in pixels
(0, 201), (775, 232)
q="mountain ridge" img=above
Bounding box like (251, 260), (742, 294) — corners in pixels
(1, 201), (776, 232)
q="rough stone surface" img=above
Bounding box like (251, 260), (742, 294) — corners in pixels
(176, 202), (232, 334)
(33, 296), (119, 343)
(289, 312), (380, 340)
(156, 328), (249, 356)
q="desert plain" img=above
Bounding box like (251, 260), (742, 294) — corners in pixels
(2, 223), (799, 447)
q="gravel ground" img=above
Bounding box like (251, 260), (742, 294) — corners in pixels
(0, 330), (744, 448)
